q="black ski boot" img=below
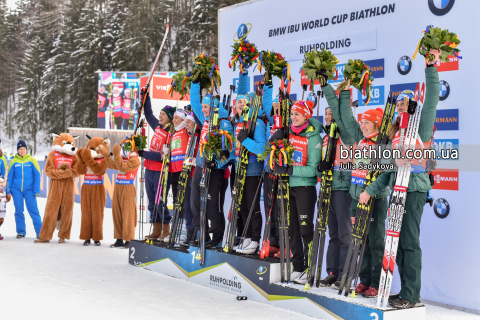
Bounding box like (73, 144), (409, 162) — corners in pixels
(110, 239), (124, 248)
(318, 272), (338, 287)
(183, 229), (195, 246)
(94, 241), (101, 246)
(389, 296), (419, 309)
(123, 241), (129, 249)
(83, 240), (91, 246)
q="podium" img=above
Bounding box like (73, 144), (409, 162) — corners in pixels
(128, 240), (425, 320)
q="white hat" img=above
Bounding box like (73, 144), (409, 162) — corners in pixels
(186, 112), (195, 122)
(174, 109), (187, 120)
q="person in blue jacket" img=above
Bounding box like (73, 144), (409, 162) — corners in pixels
(7, 140), (42, 238)
(232, 71), (267, 255)
(0, 149), (8, 179)
(189, 79), (235, 248)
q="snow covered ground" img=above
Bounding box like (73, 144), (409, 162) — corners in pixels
(1, 198), (479, 320)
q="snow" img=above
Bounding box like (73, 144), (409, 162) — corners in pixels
(0, 198), (479, 320)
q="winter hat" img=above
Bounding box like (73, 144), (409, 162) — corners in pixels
(202, 94), (219, 108)
(291, 100), (315, 120)
(17, 139), (27, 151)
(237, 92), (255, 106)
(361, 108), (384, 126)
(174, 109), (187, 120)
(273, 95), (279, 103)
(186, 112), (195, 122)
(161, 105), (176, 120)
(397, 90), (414, 103)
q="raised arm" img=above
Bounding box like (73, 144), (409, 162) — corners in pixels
(418, 66), (440, 143)
(190, 82), (205, 123)
(143, 95), (160, 130)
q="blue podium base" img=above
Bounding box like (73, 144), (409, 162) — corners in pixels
(128, 240), (425, 320)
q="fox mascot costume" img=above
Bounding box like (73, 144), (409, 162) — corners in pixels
(98, 137), (140, 248)
(35, 133), (80, 243)
(76, 136), (110, 246)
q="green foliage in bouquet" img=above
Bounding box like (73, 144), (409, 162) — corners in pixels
(413, 25), (461, 63)
(256, 51), (291, 82)
(169, 70), (191, 97)
(336, 59), (374, 92)
(200, 129), (234, 162)
(123, 134), (148, 153)
(170, 53), (222, 95)
(229, 39), (259, 72)
(301, 49), (339, 87)
(257, 139), (295, 170)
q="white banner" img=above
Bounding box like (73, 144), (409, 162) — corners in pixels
(219, 0), (480, 311)
(282, 28), (377, 61)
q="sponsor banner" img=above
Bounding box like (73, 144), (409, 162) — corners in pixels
(358, 85), (384, 106)
(433, 139), (459, 160)
(435, 109), (459, 131)
(151, 76), (185, 100)
(328, 63), (345, 83)
(390, 82), (417, 100)
(433, 55), (460, 72)
(365, 58), (385, 78)
(282, 28), (377, 62)
(432, 169), (459, 191)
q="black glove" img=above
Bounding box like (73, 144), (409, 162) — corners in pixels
(316, 69), (328, 87)
(268, 129), (285, 142)
(236, 130), (248, 143)
(317, 161), (333, 172)
(273, 163), (293, 176)
(205, 158), (217, 169)
(266, 72), (273, 86)
(137, 150), (144, 158)
(220, 150), (230, 160)
(192, 76), (200, 84)
(140, 87), (149, 98)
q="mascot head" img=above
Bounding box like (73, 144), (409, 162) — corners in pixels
(51, 133), (79, 156)
(85, 135), (111, 159)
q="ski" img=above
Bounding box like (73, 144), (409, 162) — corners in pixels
(260, 172), (277, 259)
(134, 24), (170, 135)
(305, 121), (338, 290)
(338, 90), (396, 296)
(223, 84), (263, 253)
(198, 99), (219, 266)
(138, 119), (146, 240)
(377, 83), (425, 307)
(168, 123), (199, 247)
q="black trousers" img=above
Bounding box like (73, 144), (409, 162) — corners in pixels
(114, 117), (123, 130)
(288, 186), (316, 272)
(325, 190), (353, 278)
(145, 169), (171, 224)
(239, 176), (262, 242)
(171, 171), (181, 200)
(263, 173), (279, 247)
(190, 166), (226, 239)
(229, 165), (245, 235)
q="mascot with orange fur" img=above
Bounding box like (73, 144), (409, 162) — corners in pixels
(35, 133), (80, 243)
(98, 137), (140, 248)
(76, 136), (110, 246)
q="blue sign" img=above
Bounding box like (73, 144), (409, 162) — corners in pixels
(364, 58), (384, 78)
(328, 63), (345, 83)
(238, 24), (248, 39)
(435, 109), (459, 130)
(233, 74), (250, 94)
(358, 85), (384, 106)
(390, 82), (417, 101)
(433, 139), (459, 160)
(293, 150), (303, 163)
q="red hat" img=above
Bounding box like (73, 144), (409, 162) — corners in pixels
(361, 108), (384, 125)
(292, 100), (314, 120)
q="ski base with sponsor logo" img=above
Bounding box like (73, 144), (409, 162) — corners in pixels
(128, 240), (425, 320)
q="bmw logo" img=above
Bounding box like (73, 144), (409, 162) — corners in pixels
(439, 80), (450, 101)
(433, 198), (450, 219)
(397, 56), (412, 75)
(306, 92), (317, 106)
(428, 0), (455, 16)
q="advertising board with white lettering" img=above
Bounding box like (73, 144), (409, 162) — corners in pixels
(219, 0), (480, 310)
